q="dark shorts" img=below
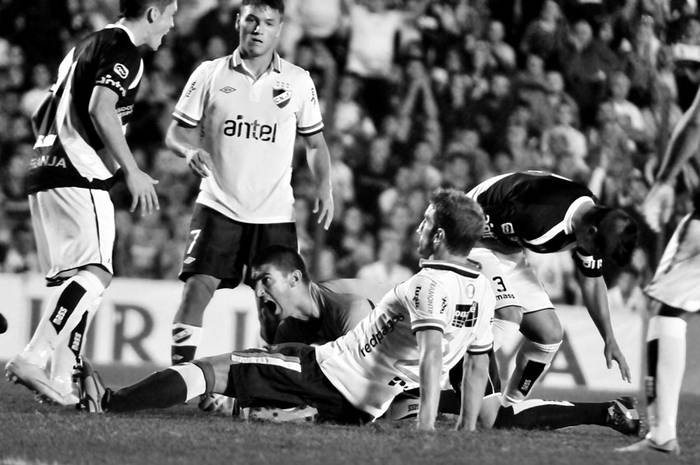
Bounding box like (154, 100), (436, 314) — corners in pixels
(179, 204), (298, 288)
(224, 343), (372, 424)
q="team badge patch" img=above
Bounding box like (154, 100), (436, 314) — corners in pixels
(113, 63), (129, 79)
(272, 80), (292, 108)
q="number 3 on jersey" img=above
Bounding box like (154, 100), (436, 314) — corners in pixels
(492, 276), (507, 292)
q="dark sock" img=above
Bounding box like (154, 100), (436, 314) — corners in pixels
(494, 401), (609, 430)
(105, 369), (188, 413)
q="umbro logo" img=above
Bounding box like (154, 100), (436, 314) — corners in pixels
(184, 257), (196, 264)
(220, 86), (236, 93)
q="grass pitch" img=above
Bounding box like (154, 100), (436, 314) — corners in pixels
(1, 363), (698, 465)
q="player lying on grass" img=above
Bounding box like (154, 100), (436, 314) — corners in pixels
(78, 189), (495, 431)
(244, 245), (638, 435)
(77, 191), (639, 435)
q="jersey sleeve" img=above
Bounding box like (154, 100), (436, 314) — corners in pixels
(571, 247), (604, 277)
(295, 71), (324, 136)
(172, 61), (212, 127)
(94, 42), (142, 98)
(467, 279), (495, 354)
(401, 275), (450, 333)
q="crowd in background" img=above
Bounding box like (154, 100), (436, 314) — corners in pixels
(1, 0), (699, 311)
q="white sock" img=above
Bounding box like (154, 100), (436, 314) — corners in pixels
(504, 338), (561, 405)
(646, 316), (686, 444)
(50, 296), (102, 394)
(169, 363), (207, 401)
(22, 272), (105, 368)
(492, 318), (521, 352)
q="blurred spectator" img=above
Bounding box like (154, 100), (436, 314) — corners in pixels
(332, 73), (375, 140)
(0, 146), (31, 226)
(1, 222), (39, 273)
(19, 63), (52, 118)
(189, 0), (240, 59)
(526, 250), (577, 305)
(327, 134), (355, 220)
(485, 20), (516, 72)
(541, 101), (587, 167)
(356, 229), (412, 284)
(520, 0), (568, 68)
(607, 266), (647, 313)
(354, 135), (394, 215)
(606, 70), (651, 148)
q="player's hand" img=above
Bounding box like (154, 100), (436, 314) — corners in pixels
(605, 340), (631, 383)
(125, 169), (159, 216)
(642, 182), (675, 232)
(313, 184), (334, 230)
(185, 148), (213, 178)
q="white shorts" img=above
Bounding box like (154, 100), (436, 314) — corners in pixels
(29, 187), (115, 280)
(469, 247), (554, 313)
(645, 214), (700, 312)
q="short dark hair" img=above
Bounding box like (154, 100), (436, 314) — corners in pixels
(585, 206), (638, 266)
(120, 0), (174, 19)
(252, 245), (309, 282)
(430, 188), (485, 255)
(241, 0), (285, 16)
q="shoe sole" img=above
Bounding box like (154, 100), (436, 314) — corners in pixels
(5, 361), (78, 406)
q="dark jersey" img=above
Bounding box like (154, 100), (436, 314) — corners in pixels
(467, 171), (604, 277)
(273, 282), (375, 345)
(27, 24), (144, 193)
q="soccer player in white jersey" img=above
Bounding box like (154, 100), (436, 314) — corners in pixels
(617, 86), (700, 456)
(78, 189), (494, 431)
(4, 0), (177, 405)
(465, 171), (638, 406)
(164, 0), (333, 377)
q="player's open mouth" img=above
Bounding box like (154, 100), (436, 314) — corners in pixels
(261, 298), (278, 315)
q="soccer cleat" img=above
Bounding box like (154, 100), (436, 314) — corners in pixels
(615, 437), (681, 455)
(606, 397), (641, 436)
(247, 405), (317, 423)
(5, 354), (79, 406)
(75, 358), (106, 413)
(198, 393), (236, 416)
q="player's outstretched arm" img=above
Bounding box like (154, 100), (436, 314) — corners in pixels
(303, 132), (334, 230)
(416, 328), (443, 431)
(89, 86), (158, 216)
(644, 85), (700, 231)
(576, 271), (631, 382)
(455, 352), (489, 431)
(165, 120), (213, 178)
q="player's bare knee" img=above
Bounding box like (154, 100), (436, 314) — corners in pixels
(495, 305), (523, 324)
(520, 309), (562, 344)
(79, 265), (112, 288)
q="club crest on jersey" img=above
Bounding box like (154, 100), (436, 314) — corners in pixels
(272, 80), (292, 108)
(113, 63), (129, 79)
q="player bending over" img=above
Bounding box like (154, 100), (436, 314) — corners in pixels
(466, 171), (638, 405)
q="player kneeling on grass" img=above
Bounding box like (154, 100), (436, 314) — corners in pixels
(78, 189), (495, 431)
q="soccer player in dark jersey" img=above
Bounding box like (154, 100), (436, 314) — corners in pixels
(466, 171), (638, 405)
(4, 0), (177, 405)
(617, 86), (700, 456)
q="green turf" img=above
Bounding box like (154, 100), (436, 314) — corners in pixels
(1, 363), (698, 465)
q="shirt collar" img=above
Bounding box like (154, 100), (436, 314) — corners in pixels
(105, 22), (137, 46)
(229, 47), (282, 74)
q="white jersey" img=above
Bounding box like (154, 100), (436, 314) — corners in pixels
(173, 49), (323, 223)
(315, 259), (495, 418)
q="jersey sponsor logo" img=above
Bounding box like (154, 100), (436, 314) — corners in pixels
(451, 302), (478, 328)
(482, 214), (495, 239)
(272, 80), (292, 108)
(223, 115), (278, 142)
(501, 222), (515, 235)
(113, 63), (129, 79)
(412, 285), (421, 308)
(220, 86), (236, 94)
(34, 135), (57, 149)
(185, 80), (197, 97)
(440, 296), (448, 314)
(29, 154), (68, 170)
(495, 293), (516, 301)
(575, 251), (602, 270)
(116, 104), (134, 118)
(172, 326), (192, 344)
(358, 313), (406, 357)
(310, 87), (317, 105)
(96, 74), (127, 97)
(183, 257), (196, 264)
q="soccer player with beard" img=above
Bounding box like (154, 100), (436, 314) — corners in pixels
(5, 0), (177, 405)
(79, 189), (494, 431)
(465, 171), (638, 406)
